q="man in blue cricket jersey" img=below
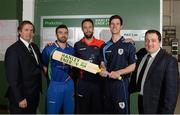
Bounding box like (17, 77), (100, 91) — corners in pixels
(42, 24), (75, 114)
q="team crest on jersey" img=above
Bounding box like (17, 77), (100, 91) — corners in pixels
(119, 102), (125, 109)
(118, 48), (124, 55)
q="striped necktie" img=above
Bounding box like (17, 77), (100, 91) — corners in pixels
(137, 54), (151, 91)
(28, 44), (35, 58)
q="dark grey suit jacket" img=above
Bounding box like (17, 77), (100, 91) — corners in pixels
(130, 48), (179, 114)
(5, 39), (42, 104)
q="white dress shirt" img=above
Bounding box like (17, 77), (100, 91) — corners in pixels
(136, 48), (160, 95)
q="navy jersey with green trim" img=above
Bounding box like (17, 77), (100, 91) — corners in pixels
(42, 43), (74, 82)
(103, 37), (136, 76)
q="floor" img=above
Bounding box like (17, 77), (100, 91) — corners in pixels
(0, 83), (180, 114)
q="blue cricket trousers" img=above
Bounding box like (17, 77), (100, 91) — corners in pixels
(47, 80), (74, 114)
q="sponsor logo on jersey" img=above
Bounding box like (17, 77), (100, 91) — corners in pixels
(79, 48), (86, 51)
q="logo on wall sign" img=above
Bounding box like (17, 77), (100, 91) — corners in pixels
(118, 49), (124, 55)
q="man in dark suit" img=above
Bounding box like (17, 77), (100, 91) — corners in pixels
(4, 20), (42, 113)
(129, 29), (179, 114)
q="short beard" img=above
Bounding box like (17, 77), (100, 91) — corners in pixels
(57, 38), (67, 43)
(84, 32), (93, 39)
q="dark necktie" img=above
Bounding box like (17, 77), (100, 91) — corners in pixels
(28, 44), (35, 58)
(137, 54), (151, 91)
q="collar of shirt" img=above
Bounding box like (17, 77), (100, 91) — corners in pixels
(110, 36), (124, 43)
(54, 40), (70, 49)
(20, 37), (31, 49)
(120, 36), (125, 42)
(148, 47), (161, 58)
(82, 36), (95, 44)
(82, 36), (104, 48)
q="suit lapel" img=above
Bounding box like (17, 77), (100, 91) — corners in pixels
(145, 48), (164, 81)
(17, 40), (38, 64)
(17, 40), (31, 55)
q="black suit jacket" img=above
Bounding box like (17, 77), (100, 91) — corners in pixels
(130, 48), (179, 113)
(5, 40), (42, 104)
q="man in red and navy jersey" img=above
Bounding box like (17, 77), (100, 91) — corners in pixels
(74, 18), (104, 113)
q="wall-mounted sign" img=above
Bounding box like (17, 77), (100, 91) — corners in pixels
(41, 15), (146, 50)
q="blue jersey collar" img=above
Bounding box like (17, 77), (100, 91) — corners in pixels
(109, 36), (125, 43)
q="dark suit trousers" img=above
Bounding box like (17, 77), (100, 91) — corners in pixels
(138, 94), (144, 114)
(9, 93), (40, 114)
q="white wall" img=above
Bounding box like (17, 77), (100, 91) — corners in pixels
(23, 0), (34, 22)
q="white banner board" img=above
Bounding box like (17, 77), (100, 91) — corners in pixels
(0, 20), (18, 61)
(41, 15), (146, 50)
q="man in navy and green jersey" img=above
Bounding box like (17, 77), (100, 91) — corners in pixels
(100, 15), (136, 114)
(42, 24), (75, 114)
(74, 18), (104, 113)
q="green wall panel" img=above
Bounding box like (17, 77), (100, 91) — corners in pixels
(0, 0), (22, 20)
(34, 0), (160, 49)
